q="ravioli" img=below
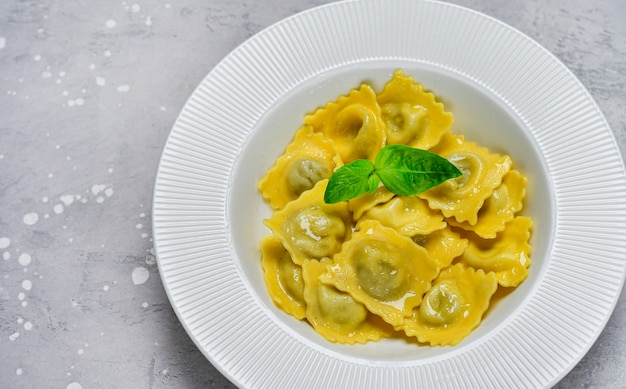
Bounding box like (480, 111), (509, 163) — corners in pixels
(258, 125), (342, 210)
(264, 179), (352, 265)
(412, 227), (469, 269)
(361, 195), (446, 236)
(302, 259), (393, 344)
(304, 84), (387, 163)
(459, 216), (533, 287)
(401, 264), (498, 346)
(348, 185), (395, 220)
(260, 235), (306, 320)
(447, 170), (527, 238)
(321, 219), (439, 327)
(419, 133), (512, 225)
(257, 70), (533, 347)
(377, 69), (453, 149)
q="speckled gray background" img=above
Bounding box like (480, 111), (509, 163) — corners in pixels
(0, 0), (624, 388)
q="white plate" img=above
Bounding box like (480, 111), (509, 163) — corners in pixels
(153, 1), (626, 387)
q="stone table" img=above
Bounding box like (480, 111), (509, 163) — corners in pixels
(1, 0), (624, 388)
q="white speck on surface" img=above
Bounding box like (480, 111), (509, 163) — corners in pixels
(24, 321), (32, 331)
(108, 168), (114, 173)
(16, 368), (23, 375)
(17, 317), (23, 324)
(42, 196), (49, 203)
(75, 98), (84, 106)
(91, 184), (106, 195)
(18, 253), (31, 266)
(44, 214), (50, 219)
(145, 15), (153, 26)
(140, 213), (146, 218)
(18, 292), (25, 301)
(141, 233), (148, 238)
(142, 302), (149, 308)
(145, 255), (156, 265)
(66, 383), (82, 389)
(67, 100), (76, 107)
(77, 349), (84, 355)
(105, 19), (116, 28)
(0, 237), (10, 249)
(60, 195), (74, 206)
(62, 91), (69, 97)
(96, 196), (104, 203)
(9, 332), (20, 341)
(89, 64), (95, 70)
(159, 106), (166, 111)
(0, 37), (5, 49)
(132, 267), (149, 285)
(165, 4), (171, 8)
(3, 252), (10, 260)
(96, 76), (106, 86)
(33, 54), (41, 61)
(23, 213), (38, 225)
(117, 84), (130, 92)
(131, 3), (140, 12)
(22, 280), (32, 291)
(59, 71), (66, 77)
(41, 71), (52, 79)
(21, 301), (28, 307)
(136, 223), (143, 229)
(103, 285), (109, 291)
(68, 238), (73, 243)
(54, 204), (64, 214)
(104, 187), (113, 197)
(48, 173), (53, 178)
(104, 50), (111, 57)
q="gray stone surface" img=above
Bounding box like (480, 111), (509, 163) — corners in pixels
(0, 0), (624, 388)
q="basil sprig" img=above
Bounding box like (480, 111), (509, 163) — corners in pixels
(324, 144), (462, 204)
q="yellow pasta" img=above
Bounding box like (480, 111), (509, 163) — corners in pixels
(257, 70), (533, 347)
(258, 125), (342, 210)
(361, 195), (447, 236)
(377, 69), (454, 149)
(412, 227), (469, 269)
(419, 133), (512, 225)
(320, 219), (439, 327)
(305, 84), (386, 163)
(264, 179), (352, 265)
(260, 235), (307, 320)
(459, 216), (533, 287)
(348, 185), (394, 220)
(447, 170), (527, 238)
(401, 264), (499, 346)
(302, 259), (394, 344)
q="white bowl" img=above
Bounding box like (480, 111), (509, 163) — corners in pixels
(230, 63), (554, 361)
(153, 1), (626, 387)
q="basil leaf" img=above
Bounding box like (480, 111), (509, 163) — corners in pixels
(374, 144), (462, 196)
(367, 173), (381, 194)
(324, 159), (375, 204)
